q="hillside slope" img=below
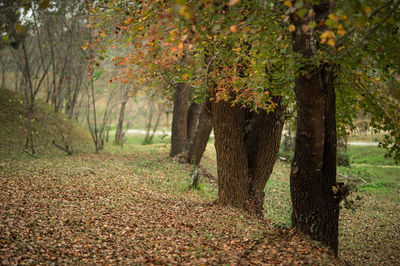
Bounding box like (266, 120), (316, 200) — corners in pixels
(0, 88), (91, 160)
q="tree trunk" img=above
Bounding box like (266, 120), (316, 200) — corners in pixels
(1, 68), (5, 89)
(148, 103), (164, 142)
(290, 0), (340, 254)
(188, 98), (213, 165)
(115, 99), (128, 144)
(213, 100), (249, 208)
(14, 70), (19, 92)
(212, 98), (284, 215)
(144, 99), (154, 143)
(187, 101), (203, 145)
(170, 82), (190, 157)
(244, 101), (285, 214)
(67, 85), (80, 119)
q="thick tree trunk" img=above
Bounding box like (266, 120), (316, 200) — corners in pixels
(290, 0), (340, 254)
(187, 101), (203, 145)
(244, 101), (285, 214)
(170, 82), (190, 157)
(213, 100), (249, 208)
(188, 98), (213, 165)
(212, 98), (284, 214)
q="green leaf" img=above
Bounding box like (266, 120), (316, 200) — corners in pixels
(2, 34), (9, 43)
(325, 19), (338, 28)
(297, 8), (308, 18)
(176, 0), (186, 5)
(355, 17), (367, 29)
(308, 21), (317, 29)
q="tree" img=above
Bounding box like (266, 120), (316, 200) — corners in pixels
(212, 98), (285, 215)
(2, 1), (53, 155)
(187, 97), (212, 165)
(286, 0), (400, 254)
(170, 82), (190, 157)
(288, 0), (341, 254)
(114, 85), (131, 144)
(89, 0), (400, 252)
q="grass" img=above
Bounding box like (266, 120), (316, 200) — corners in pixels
(0, 88), (91, 161)
(336, 145), (400, 264)
(339, 146), (400, 194)
(348, 145), (398, 166)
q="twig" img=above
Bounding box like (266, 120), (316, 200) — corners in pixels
(52, 140), (73, 155)
(23, 149), (35, 157)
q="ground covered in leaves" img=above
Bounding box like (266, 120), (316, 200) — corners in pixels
(0, 89), (399, 264)
(0, 147), (341, 265)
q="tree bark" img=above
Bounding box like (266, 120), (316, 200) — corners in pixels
(188, 98), (213, 165)
(170, 82), (190, 157)
(1, 60), (5, 88)
(212, 98), (285, 215)
(213, 100), (249, 208)
(115, 99), (128, 144)
(289, 0), (340, 255)
(187, 101), (203, 145)
(244, 100), (285, 214)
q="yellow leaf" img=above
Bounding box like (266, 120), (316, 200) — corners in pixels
(178, 41), (184, 50)
(328, 13), (339, 23)
(288, 24), (296, 32)
(365, 6), (372, 15)
(179, 5), (193, 20)
(228, 0), (241, 6)
(320, 30), (335, 40)
(284, 1), (292, 7)
(327, 38), (335, 47)
(230, 25), (239, 33)
(338, 46), (345, 51)
(337, 24), (346, 36)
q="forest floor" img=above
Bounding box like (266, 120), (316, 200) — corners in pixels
(0, 142), (399, 265)
(0, 146), (338, 265)
(0, 88), (399, 264)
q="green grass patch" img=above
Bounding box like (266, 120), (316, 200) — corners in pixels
(348, 145), (397, 166)
(337, 146), (400, 194)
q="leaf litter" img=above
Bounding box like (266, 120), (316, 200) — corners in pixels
(0, 151), (339, 265)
